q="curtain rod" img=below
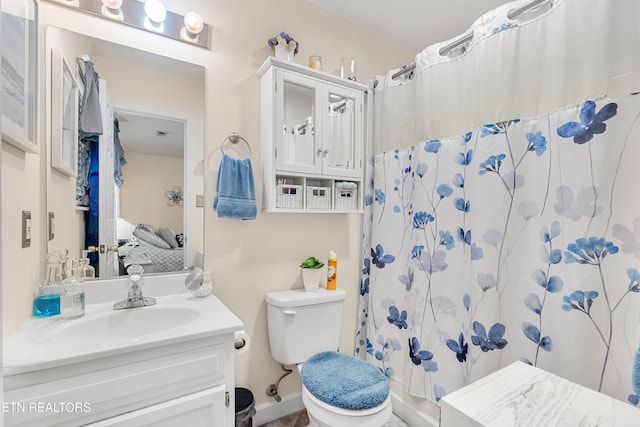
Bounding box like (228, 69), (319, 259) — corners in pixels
(507, 0), (548, 19)
(390, 31), (472, 80)
(391, 0), (550, 81)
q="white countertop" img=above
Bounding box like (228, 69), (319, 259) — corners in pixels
(4, 293), (244, 376)
(440, 361), (640, 426)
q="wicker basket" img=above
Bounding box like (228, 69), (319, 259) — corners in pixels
(335, 187), (358, 210)
(306, 186), (332, 210)
(276, 183), (303, 209)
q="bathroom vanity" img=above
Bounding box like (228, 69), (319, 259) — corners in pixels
(3, 274), (244, 426)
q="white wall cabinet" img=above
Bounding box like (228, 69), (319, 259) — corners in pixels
(258, 57), (367, 212)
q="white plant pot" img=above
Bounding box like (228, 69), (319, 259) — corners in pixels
(302, 268), (322, 291)
(274, 44), (292, 61)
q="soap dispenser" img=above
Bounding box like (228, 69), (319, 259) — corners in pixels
(72, 250), (95, 281)
(33, 252), (64, 317)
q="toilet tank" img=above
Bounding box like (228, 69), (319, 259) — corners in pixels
(265, 288), (346, 365)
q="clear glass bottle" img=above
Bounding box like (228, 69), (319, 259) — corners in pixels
(60, 251), (94, 319)
(56, 249), (69, 282)
(71, 250), (95, 281)
(33, 253), (63, 317)
(340, 57), (357, 81)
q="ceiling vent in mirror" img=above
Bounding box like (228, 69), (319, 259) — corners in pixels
(45, 0), (210, 49)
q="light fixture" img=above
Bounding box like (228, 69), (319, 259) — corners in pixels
(144, 0), (166, 27)
(54, 0), (79, 7)
(102, 0), (122, 9)
(42, 0), (210, 49)
(180, 12), (204, 42)
(101, 0), (123, 21)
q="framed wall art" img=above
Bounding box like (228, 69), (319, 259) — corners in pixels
(1, 0), (38, 153)
(51, 46), (79, 176)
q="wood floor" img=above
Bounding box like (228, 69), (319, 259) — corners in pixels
(257, 409), (309, 427)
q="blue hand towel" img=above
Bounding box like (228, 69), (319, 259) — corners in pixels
(301, 351), (389, 410)
(214, 155), (257, 220)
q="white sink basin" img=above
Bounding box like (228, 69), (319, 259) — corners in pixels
(38, 305), (201, 342)
(4, 292), (244, 374)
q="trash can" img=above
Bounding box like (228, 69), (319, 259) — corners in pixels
(235, 387), (255, 427)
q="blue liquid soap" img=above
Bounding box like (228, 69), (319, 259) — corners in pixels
(33, 293), (61, 317)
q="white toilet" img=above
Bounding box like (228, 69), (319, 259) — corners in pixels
(265, 288), (392, 427)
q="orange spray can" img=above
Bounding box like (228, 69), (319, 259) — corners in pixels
(326, 251), (337, 290)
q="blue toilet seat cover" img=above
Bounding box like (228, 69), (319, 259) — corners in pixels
(301, 351), (389, 410)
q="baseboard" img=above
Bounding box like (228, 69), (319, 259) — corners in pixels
(253, 393), (304, 426)
(390, 389), (440, 427)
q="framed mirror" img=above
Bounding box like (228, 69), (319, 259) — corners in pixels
(45, 26), (205, 278)
(50, 46), (78, 176)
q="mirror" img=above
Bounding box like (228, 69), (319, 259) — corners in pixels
(46, 26), (205, 278)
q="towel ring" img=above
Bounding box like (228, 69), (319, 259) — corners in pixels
(222, 132), (252, 157)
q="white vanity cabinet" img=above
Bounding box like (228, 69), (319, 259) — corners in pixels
(3, 334), (235, 427)
(258, 57), (367, 212)
(3, 285), (244, 427)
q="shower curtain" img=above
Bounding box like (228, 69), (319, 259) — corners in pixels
(356, 0), (640, 405)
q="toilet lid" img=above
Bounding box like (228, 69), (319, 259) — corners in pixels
(301, 351), (389, 410)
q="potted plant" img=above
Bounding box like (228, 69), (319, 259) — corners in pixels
(300, 256), (324, 291)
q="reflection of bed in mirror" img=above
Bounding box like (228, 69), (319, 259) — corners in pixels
(117, 222), (184, 274)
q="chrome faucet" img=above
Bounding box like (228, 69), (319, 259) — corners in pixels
(113, 265), (157, 310)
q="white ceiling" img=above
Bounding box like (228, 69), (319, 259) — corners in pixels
(115, 111), (185, 159)
(308, 0), (510, 52)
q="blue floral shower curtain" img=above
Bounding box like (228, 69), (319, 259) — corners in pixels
(357, 94), (640, 405)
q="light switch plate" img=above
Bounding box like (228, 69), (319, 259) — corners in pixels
(196, 194), (204, 207)
(22, 211), (31, 248)
(48, 211), (55, 240)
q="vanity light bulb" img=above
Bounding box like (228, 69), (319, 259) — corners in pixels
(101, 0), (124, 20)
(184, 12), (204, 36)
(144, 0), (167, 24)
(101, 0), (122, 10)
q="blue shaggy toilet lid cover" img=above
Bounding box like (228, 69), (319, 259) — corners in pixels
(301, 351), (389, 410)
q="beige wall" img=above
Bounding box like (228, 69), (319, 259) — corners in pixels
(2, 146), (44, 336)
(203, 0), (412, 406)
(2, 0), (414, 408)
(120, 152), (184, 233)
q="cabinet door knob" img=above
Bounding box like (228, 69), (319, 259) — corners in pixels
(316, 149), (323, 156)
(323, 149), (329, 158)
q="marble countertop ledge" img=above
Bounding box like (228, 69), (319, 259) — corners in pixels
(440, 361), (640, 427)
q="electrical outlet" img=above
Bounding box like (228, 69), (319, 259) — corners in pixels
(22, 211), (31, 248)
(48, 212), (55, 240)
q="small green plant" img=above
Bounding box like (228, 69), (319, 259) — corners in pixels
(300, 256), (325, 269)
